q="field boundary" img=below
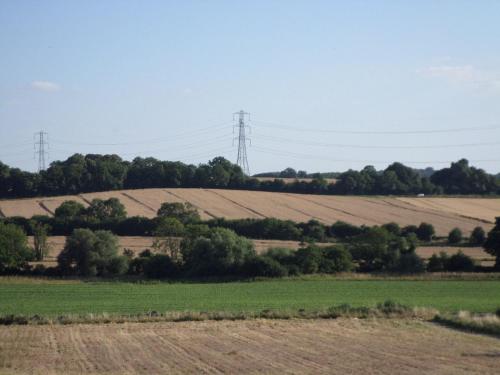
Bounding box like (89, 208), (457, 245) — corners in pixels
(38, 201), (54, 215)
(163, 190), (218, 219)
(0, 301), (435, 326)
(120, 192), (156, 213)
(207, 189), (267, 218)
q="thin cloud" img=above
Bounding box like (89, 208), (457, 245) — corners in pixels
(417, 65), (500, 91)
(31, 80), (61, 92)
(417, 65), (481, 83)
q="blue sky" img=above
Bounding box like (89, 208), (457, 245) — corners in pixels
(1, 0), (499, 173)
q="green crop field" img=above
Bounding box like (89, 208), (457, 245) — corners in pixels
(1, 277), (499, 316)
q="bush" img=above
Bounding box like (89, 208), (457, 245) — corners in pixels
(448, 228), (463, 244)
(321, 246), (354, 273)
(427, 252), (449, 272)
(293, 245), (353, 274)
(401, 225), (418, 237)
(57, 229), (126, 276)
(330, 221), (363, 239)
(469, 226), (486, 246)
(157, 202), (200, 224)
(416, 222), (435, 242)
(144, 254), (178, 278)
(181, 227), (255, 276)
(240, 256), (288, 278)
(382, 222), (401, 236)
(447, 251), (475, 272)
(395, 251), (425, 274)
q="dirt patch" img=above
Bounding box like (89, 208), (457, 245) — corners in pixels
(0, 319), (499, 374)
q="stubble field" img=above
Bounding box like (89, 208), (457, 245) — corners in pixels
(1, 319), (500, 374)
(2, 188), (500, 235)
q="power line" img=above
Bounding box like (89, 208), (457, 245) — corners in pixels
(49, 123), (232, 146)
(252, 133), (500, 149)
(233, 110), (251, 175)
(251, 145), (500, 165)
(252, 119), (500, 135)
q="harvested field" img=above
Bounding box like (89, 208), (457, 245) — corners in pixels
(1, 319), (500, 374)
(3, 188), (500, 235)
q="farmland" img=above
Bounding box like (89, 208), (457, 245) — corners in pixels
(2, 188), (500, 235)
(2, 319), (500, 375)
(27, 236), (496, 267)
(1, 277), (499, 316)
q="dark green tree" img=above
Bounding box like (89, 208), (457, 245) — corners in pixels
(57, 229), (127, 276)
(469, 226), (486, 246)
(0, 222), (32, 272)
(484, 217), (500, 268)
(157, 202), (200, 224)
(448, 228), (463, 244)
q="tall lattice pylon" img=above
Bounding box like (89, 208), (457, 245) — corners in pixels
(233, 110), (251, 175)
(34, 131), (49, 172)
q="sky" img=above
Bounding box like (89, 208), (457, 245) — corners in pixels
(1, 0), (500, 174)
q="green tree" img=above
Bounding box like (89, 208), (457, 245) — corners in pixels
(152, 217), (185, 262)
(0, 222), (32, 272)
(31, 221), (51, 261)
(448, 228), (463, 244)
(469, 226), (486, 246)
(86, 198), (127, 221)
(54, 200), (86, 219)
(416, 222), (435, 242)
(484, 217), (500, 268)
(57, 229), (127, 276)
(157, 202), (200, 224)
(181, 227), (255, 276)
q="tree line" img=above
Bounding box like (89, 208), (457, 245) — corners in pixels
(1, 198), (500, 278)
(1, 154), (498, 198)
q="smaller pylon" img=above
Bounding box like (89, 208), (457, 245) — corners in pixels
(34, 131), (49, 172)
(233, 110), (251, 175)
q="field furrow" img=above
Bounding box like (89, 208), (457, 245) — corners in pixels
(1, 319), (500, 374)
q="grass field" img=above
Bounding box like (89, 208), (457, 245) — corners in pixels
(1, 277), (499, 316)
(2, 188), (500, 235)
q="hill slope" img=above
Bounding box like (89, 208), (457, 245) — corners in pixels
(1, 188), (499, 235)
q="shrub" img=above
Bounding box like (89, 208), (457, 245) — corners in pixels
(416, 222), (435, 242)
(427, 252), (449, 272)
(240, 256), (288, 278)
(469, 226), (486, 246)
(447, 251), (475, 272)
(395, 251), (425, 274)
(57, 229), (126, 276)
(293, 245), (353, 274)
(382, 222), (401, 236)
(144, 254), (178, 278)
(330, 221), (363, 239)
(321, 245), (354, 273)
(401, 225), (418, 237)
(448, 228), (463, 244)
